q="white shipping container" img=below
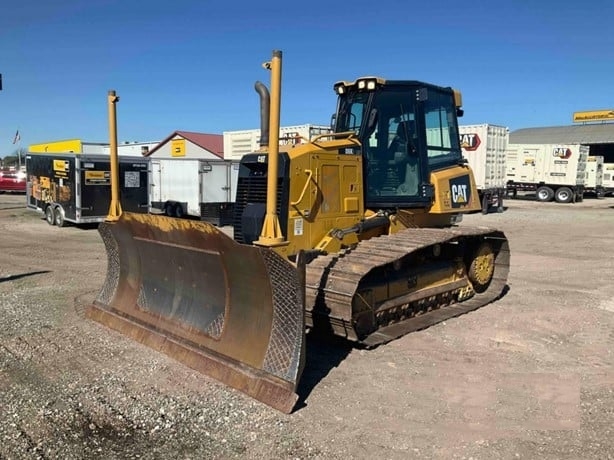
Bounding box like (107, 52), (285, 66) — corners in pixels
(585, 156), (604, 191)
(505, 143), (589, 186)
(223, 124), (332, 160)
(459, 124), (508, 190)
(150, 158), (239, 225)
(603, 163), (614, 193)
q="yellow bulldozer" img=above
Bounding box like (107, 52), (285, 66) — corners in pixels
(87, 50), (509, 413)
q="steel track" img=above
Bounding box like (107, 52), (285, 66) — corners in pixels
(305, 226), (510, 347)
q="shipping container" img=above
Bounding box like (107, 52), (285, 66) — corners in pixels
(603, 163), (614, 196)
(505, 143), (589, 203)
(459, 124), (508, 213)
(223, 124), (332, 160)
(26, 153), (149, 226)
(149, 158), (239, 225)
(584, 156), (605, 197)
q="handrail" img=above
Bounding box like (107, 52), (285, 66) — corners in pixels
(290, 169), (313, 206)
(310, 131), (358, 143)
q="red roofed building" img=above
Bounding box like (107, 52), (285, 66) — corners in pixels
(145, 131), (224, 159)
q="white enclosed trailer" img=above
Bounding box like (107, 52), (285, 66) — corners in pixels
(505, 143), (589, 203)
(458, 124), (508, 213)
(150, 158), (239, 225)
(584, 156), (605, 197)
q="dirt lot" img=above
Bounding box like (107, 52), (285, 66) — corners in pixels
(0, 193), (613, 459)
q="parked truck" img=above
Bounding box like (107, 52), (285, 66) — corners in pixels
(505, 143), (589, 203)
(602, 163), (614, 196)
(149, 158), (239, 226)
(584, 156), (605, 198)
(459, 124), (508, 213)
(26, 153), (150, 226)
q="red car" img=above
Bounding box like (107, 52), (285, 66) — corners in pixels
(0, 169), (26, 193)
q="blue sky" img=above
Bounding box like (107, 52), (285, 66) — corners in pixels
(1, 0), (612, 157)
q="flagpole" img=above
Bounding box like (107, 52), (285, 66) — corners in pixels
(13, 129), (21, 170)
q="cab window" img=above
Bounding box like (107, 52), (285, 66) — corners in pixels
(424, 91), (462, 170)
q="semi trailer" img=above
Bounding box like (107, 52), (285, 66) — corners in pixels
(459, 124), (508, 213)
(505, 143), (589, 203)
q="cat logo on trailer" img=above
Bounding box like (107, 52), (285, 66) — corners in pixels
(460, 133), (481, 151)
(553, 147), (572, 159)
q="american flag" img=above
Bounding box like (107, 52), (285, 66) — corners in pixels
(12, 130), (20, 144)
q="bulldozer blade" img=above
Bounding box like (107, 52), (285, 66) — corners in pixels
(87, 212), (305, 413)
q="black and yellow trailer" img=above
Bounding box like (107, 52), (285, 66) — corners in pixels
(25, 152), (149, 227)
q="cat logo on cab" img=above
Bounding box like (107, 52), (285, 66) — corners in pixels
(449, 175), (472, 208)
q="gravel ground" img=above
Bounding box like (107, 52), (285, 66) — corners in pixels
(0, 193), (613, 459)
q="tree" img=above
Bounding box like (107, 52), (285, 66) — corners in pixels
(1, 148), (27, 168)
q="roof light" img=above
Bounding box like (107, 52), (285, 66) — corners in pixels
(357, 78), (377, 91)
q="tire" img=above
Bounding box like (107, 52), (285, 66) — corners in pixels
(45, 206), (56, 226)
(496, 194), (504, 213)
(536, 186), (554, 202)
(165, 203), (174, 217)
(481, 193), (489, 215)
(54, 206), (68, 227)
(554, 187), (573, 203)
(174, 204), (184, 219)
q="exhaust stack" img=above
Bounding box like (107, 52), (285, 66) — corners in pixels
(254, 81), (270, 148)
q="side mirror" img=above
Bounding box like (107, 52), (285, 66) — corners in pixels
(330, 113), (337, 131)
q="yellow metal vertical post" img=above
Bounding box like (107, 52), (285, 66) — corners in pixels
(107, 90), (122, 221)
(256, 50), (286, 246)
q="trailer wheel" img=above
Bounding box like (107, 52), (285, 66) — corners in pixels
(536, 186), (554, 202)
(174, 204), (184, 219)
(481, 193), (489, 215)
(554, 187), (573, 203)
(497, 194), (504, 213)
(165, 203), (174, 217)
(45, 206), (56, 226)
(54, 206), (68, 227)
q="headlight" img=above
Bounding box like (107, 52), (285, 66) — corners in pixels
(357, 78), (377, 91)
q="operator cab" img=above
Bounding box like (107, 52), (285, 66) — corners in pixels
(333, 78), (464, 210)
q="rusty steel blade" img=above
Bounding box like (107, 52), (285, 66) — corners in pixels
(87, 212), (305, 413)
